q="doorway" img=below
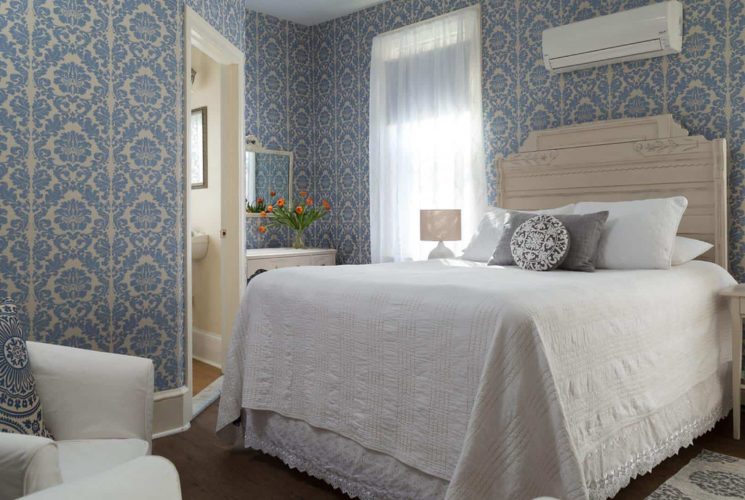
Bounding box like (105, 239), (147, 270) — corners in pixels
(184, 8), (245, 417)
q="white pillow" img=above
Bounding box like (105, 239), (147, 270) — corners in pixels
(671, 236), (713, 265)
(573, 196), (688, 269)
(461, 207), (508, 262)
(460, 204), (575, 262)
(535, 204), (576, 216)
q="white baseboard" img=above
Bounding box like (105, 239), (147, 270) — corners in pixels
(153, 386), (191, 439)
(153, 423), (191, 439)
(193, 327), (222, 368)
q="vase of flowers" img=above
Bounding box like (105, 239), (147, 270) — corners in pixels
(257, 191), (331, 249)
(291, 229), (305, 249)
(246, 197), (267, 213)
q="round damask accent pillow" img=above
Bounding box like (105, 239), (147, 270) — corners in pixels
(510, 215), (571, 271)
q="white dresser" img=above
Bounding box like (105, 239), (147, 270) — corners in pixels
(245, 247), (337, 279)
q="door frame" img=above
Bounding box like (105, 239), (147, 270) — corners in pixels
(184, 8), (245, 402)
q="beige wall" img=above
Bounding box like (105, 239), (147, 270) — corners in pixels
(191, 47), (222, 336)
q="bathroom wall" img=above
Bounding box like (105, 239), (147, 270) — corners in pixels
(190, 47), (222, 337)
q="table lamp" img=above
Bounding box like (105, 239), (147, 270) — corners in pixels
(420, 209), (462, 259)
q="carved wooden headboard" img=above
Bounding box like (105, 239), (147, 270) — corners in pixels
(497, 115), (728, 268)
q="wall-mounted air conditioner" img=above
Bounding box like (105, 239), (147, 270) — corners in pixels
(542, 1), (682, 73)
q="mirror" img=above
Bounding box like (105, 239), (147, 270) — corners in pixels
(190, 107), (207, 189)
(245, 144), (293, 216)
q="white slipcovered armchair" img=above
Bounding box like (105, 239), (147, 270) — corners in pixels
(0, 341), (181, 499)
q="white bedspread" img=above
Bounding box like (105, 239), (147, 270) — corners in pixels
(217, 259), (734, 499)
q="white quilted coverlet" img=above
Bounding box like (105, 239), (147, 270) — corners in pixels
(217, 259), (734, 499)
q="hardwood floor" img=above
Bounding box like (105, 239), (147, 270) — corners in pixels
(154, 404), (745, 499)
(614, 410), (745, 499)
(193, 359), (222, 395)
(153, 401), (345, 500)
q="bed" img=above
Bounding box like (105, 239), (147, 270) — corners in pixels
(217, 115), (733, 500)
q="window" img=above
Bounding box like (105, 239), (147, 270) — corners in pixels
(369, 6), (485, 262)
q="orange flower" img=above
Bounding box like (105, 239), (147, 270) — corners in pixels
(322, 199), (331, 210)
(277, 198), (285, 208)
(270, 191), (276, 197)
(299, 191), (308, 198)
(295, 206), (304, 215)
(258, 225), (267, 234)
(305, 197), (313, 206)
(257, 197), (264, 205)
(259, 211), (267, 218)
(266, 204), (273, 213)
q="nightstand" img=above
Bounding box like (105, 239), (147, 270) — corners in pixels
(721, 284), (745, 439)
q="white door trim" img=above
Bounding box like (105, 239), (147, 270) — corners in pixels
(154, 6), (245, 438)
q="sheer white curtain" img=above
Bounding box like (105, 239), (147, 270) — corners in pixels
(369, 6), (485, 263)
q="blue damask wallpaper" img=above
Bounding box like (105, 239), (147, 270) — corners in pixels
(303, 0), (745, 281)
(3, 0), (745, 391)
(187, 0), (245, 52)
(0, 0), (245, 391)
(244, 11), (313, 248)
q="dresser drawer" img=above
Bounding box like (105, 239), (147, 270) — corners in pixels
(245, 249), (336, 279)
(270, 256), (315, 269)
(307, 254), (336, 266)
(245, 259), (272, 277)
(245, 258), (297, 275)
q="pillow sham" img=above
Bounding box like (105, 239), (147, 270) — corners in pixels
(489, 211), (609, 271)
(461, 204), (575, 262)
(461, 208), (508, 262)
(573, 196), (688, 270)
(510, 215), (571, 271)
(671, 236), (713, 266)
(0, 299), (53, 438)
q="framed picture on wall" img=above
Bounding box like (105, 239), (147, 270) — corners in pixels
(191, 106), (208, 189)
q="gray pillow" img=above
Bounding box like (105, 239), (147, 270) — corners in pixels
(488, 211), (609, 271)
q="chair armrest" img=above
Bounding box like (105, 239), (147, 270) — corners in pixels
(19, 456), (182, 500)
(0, 433), (62, 499)
(27, 342), (154, 445)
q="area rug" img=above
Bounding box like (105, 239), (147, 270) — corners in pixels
(192, 375), (223, 418)
(647, 450), (745, 499)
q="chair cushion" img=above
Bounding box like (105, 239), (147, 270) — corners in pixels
(19, 456), (181, 500)
(56, 438), (149, 483)
(0, 433), (62, 499)
(0, 299), (53, 438)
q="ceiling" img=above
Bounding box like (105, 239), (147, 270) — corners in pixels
(244, 0), (388, 26)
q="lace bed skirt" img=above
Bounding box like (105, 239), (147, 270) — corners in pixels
(241, 409), (448, 499)
(235, 367), (730, 500)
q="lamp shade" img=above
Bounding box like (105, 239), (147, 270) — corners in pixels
(420, 209), (461, 242)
